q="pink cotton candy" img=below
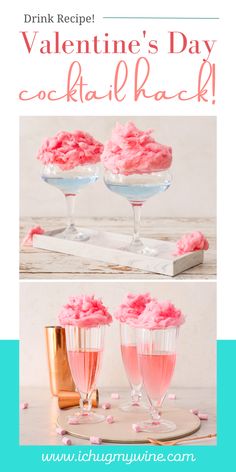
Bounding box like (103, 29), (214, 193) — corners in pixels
(174, 231), (209, 256)
(106, 415), (115, 424)
(132, 423), (142, 432)
(111, 393), (120, 399)
(37, 130), (103, 171)
(102, 402), (111, 410)
(190, 409), (199, 415)
(58, 294), (112, 328)
(115, 293), (152, 324)
(90, 436), (102, 445)
(56, 427), (67, 435)
(130, 299), (185, 330)
(22, 226), (45, 246)
(20, 402), (29, 410)
(198, 413), (208, 420)
(101, 122), (172, 175)
(62, 437), (72, 445)
(168, 393), (176, 400)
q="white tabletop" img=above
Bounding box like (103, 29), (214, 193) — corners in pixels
(20, 386), (216, 446)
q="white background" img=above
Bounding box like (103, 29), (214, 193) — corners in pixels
(20, 281), (216, 389)
(1, 1), (235, 340)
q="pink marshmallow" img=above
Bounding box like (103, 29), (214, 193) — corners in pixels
(102, 402), (111, 410)
(68, 416), (80, 425)
(198, 413), (208, 420)
(168, 393), (176, 400)
(90, 436), (102, 445)
(62, 437), (72, 445)
(56, 427), (67, 435)
(106, 415), (115, 424)
(20, 402), (29, 410)
(132, 423), (142, 432)
(190, 408), (199, 415)
(111, 393), (120, 399)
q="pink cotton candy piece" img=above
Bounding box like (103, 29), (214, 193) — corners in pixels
(190, 409), (199, 415)
(22, 226), (45, 246)
(168, 393), (176, 400)
(130, 299), (185, 330)
(111, 393), (120, 399)
(62, 437), (72, 445)
(58, 294), (112, 328)
(90, 436), (102, 445)
(174, 231), (209, 256)
(68, 416), (80, 425)
(20, 402), (29, 410)
(198, 413), (208, 420)
(106, 415), (115, 424)
(102, 402), (111, 410)
(115, 293), (152, 323)
(37, 130), (103, 171)
(101, 122), (172, 175)
(132, 423), (142, 432)
(56, 427), (67, 435)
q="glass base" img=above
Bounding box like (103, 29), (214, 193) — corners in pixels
(138, 419), (176, 433)
(55, 226), (89, 242)
(124, 240), (158, 256)
(120, 401), (149, 413)
(69, 411), (105, 424)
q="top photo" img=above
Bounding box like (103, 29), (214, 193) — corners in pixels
(20, 116), (216, 280)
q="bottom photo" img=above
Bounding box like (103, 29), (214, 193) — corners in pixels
(20, 281), (216, 446)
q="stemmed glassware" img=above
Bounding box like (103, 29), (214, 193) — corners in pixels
(104, 169), (172, 255)
(136, 326), (178, 432)
(119, 323), (147, 412)
(65, 325), (105, 424)
(41, 163), (100, 241)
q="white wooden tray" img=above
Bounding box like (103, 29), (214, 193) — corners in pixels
(33, 228), (204, 277)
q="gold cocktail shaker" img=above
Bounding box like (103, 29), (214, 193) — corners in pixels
(45, 326), (75, 396)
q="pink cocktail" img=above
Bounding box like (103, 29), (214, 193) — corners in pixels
(67, 349), (103, 394)
(65, 325), (105, 424)
(121, 344), (142, 387)
(139, 352), (176, 402)
(120, 323), (147, 412)
(137, 326), (179, 433)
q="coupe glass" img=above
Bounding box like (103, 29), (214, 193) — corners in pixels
(41, 163), (100, 241)
(65, 325), (105, 424)
(104, 169), (172, 255)
(120, 323), (147, 412)
(136, 326), (178, 433)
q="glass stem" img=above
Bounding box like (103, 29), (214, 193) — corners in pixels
(131, 203), (143, 247)
(131, 388), (142, 405)
(80, 391), (92, 415)
(64, 194), (76, 229)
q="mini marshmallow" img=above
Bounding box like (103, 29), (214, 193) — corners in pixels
(102, 402), (111, 410)
(106, 415), (115, 424)
(132, 423), (142, 432)
(56, 427), (67, 436)
(190, 408), (199, 415)
(90, 436), (102, 445)
(62, 437), (72, 445)
(20, 402), (29, 410)
(198, 413), (208, 420)
(111, 393), (120, 399)
(68, 416), (80, 425)
(168, 393), (176, 400)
